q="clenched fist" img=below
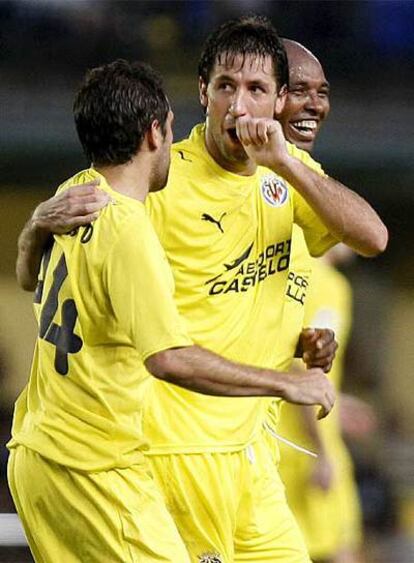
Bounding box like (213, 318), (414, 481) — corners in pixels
(235, 116), (290, 171)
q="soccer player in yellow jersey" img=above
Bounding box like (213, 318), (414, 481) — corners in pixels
(271, 39), (366, 563)
(278, 248), (364, 563)
(8, 59), (337, 563)
(15, 16), (387, 563)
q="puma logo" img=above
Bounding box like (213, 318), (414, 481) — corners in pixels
(201, 212), (227, 233)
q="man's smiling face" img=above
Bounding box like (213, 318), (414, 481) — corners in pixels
(278, 41), (330, 153)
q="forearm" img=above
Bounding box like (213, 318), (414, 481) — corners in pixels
(16, 216), (51, 291)
(146, 345), (287, 397)
(299, 404), (326, 453)
(277, 156), (388, 257)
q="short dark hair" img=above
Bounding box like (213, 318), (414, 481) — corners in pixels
(74, 60), (169, 166)
(198, 14), (288, 92)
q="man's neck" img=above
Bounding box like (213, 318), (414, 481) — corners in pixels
(95, 158), (150, 203)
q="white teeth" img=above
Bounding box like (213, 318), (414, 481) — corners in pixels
(293, 120), (317, 130)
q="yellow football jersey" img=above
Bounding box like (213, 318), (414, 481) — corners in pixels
(143, 124), (337, 454)
(266, 226), (312, 432)
(8, 169), (192, 471)
(278, 259), (352, 449)
(275, 225), (313, 370)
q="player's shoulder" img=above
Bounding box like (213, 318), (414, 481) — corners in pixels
(170, 123), (207, 168)
(286, 141), (324, 175)
(170, 137), (202, 175)
(172, 137), (196, 161)
(56, 168), (98, 195)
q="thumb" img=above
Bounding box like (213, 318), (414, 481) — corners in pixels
(302, 328), (317, 342)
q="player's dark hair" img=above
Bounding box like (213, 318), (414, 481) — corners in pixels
(198, 14), (288, 92)
(74, 60), (170, 166)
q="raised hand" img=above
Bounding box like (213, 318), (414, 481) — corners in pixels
(235, 116), (290, 171)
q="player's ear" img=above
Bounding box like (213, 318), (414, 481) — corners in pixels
(199, 77), (208, 109)
(275, 84), (287, 118)
(147, 120), (162, 151)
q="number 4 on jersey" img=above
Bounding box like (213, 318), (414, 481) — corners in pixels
(37, 253), (83, 376)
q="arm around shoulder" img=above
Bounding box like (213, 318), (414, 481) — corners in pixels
(16, 214), (51, 291)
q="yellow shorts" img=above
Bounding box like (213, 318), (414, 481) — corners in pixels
(277, 438), (362, 560)
(8, 445), (190, 563)
(148, 437), (310, 563)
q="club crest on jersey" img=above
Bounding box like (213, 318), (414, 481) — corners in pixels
(260, 174), (288, 208)
(198, 552), (222, 563)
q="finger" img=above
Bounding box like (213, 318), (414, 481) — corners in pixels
(316, 338), (325, 350)
(247, 119), (258, 143)
(62, 193), (109, 217)
(302, 328), (318, 344)
(317, 405), (329, 420)
(247, 119), (265, 145)
(265, 120), (280, 137)
(309, 345), (337, 361)
(308, 336), (337, 356)
(64, 181), (101, 197)
(317, 330), (336, 346)
(305, 357), (333, 370)
(318, 389), (335, 419)
(64, 195), (109, 211)
(63, 213), (101, 230)
(235, 117), (250, 145)
(303, 351), (328, 366)
(67, 200), (108, 217)
(256, 120), (268, 144)
(322, 362), (333, 374)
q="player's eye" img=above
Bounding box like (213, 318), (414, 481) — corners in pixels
(218, 82), (233, 92)
(250, 85), (266, 94)
(290, 88), (305, 97)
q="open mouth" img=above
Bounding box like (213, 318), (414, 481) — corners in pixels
(226, 128), (240, 143)
(290, 119), (318, 139)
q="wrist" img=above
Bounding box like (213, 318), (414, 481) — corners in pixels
(271, 154), (297, 180)
(30, 211), (52, 241)
(268, 371), (289, 398)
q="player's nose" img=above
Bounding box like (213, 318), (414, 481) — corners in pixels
(229, 90), (248, 118)
(304, 91), (324, 114)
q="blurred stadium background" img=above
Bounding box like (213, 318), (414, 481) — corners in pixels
(0, 1), (413, 561)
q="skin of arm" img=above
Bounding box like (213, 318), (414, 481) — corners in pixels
(235, 116), (388, 257)
(145, 345), (335, 418)
(300, 403), (335, 490)
(16, 216), (52, 291)
(339, 392), (378, 439)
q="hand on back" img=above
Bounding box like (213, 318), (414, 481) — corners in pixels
(33, 181), (110, 234)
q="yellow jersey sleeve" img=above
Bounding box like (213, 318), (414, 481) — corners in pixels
(287, 143), (339, 257)
(104, 213), (192, 361)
